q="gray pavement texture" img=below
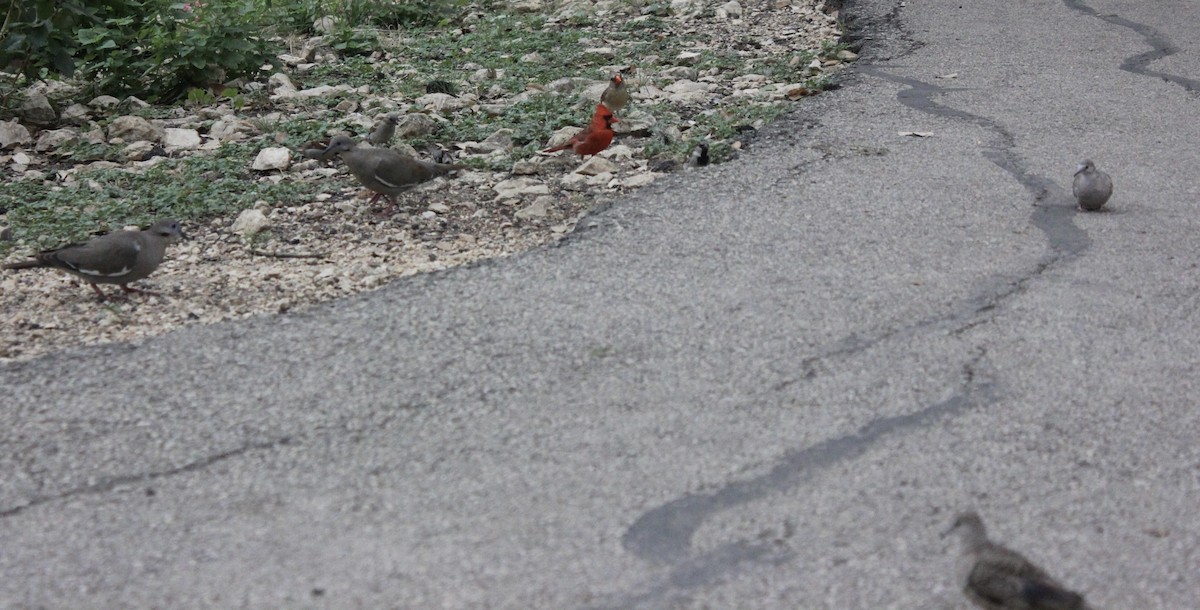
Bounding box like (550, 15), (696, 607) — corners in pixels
(3, 0), (1200, 607)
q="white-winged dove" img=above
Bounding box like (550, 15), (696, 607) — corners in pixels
(945, 512), (1092, 610)
(322, 134), (464, 212)
(1072, 159), (1113, 211)
(366, 113), (400, 146)
(3, 219), (186, 301)
(600, 73), (630, 113)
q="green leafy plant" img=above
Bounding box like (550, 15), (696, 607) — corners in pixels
(818, 39), (850, 59)
(0, 0), (98, 80)
(0, 1), (277, 101)
(0, 0), (848, 257)
(326, 25), (380, 57)
(56, 139), (122, 163)
(185, 86), (216, 106)
(74, 0), (277, 101)
(349, 0), (460, 28)
(269, 0), (461, 36)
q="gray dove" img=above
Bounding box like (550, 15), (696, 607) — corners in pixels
(1072, 159), (1112, 211)
(3, 219), (186, 301)
(322, 134), (464, 212)
(366, 113), (400, 145)
(946, 512), (1092, 610)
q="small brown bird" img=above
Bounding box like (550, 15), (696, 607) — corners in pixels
(945, 512), (1092, 610)
(1072, 159), (1113, 211)
(542, 103), (618, 157)
(367, 113), (400, 146)
(3, 219), (186, 301)
(322, 135), (465, 212)
(600, 72), (631, 113)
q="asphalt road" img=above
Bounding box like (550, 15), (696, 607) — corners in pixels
(3, 0), (1199, 607)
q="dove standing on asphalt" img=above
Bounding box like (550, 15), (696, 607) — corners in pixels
(367, 113), (400, 146)
(322, 134), (464, 212)
(542, 103), (618, 157)
(600, 73), (630, 113)
(1072, 159), (1112, 211)
(945, 512), (1092, 610)
(3, 219), (186, 301)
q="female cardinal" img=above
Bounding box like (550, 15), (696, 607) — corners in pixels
(542, 103), (618, 157)
(600, 72), (630, 112)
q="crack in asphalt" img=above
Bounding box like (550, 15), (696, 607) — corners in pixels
(600, 352), (994, 608)
(760, 264), (1040, 395)
(1, 397), (421, 521)
(621, 351), (991, 566)
(1064, 0), (1200, 94)
(609, 1), (1106, 595)
(590, 540), (793, 610)
(0, 436), (293, 519)
(858, 66), (1092, 260)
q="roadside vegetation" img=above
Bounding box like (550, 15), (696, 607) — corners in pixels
(0, 0), (849, 248)
(0, 0), (850, 360)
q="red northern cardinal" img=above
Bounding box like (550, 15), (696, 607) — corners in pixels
(542, 103), (618, 157)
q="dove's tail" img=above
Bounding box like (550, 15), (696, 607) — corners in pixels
(2, 259), (45, 271)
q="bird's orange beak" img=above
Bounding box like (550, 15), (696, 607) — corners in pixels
(613, 74), (623, 85)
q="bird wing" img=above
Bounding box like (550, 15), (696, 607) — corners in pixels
(967, 561), (1028, 607)
(571, 123), (597, 143)
(574, 128), (614, 155)
(968, 546), (1080, 610)
(45, 233), (143, 279)
(542, 125), (588, 153)
(1073, 171), (1113, 201)
(373, 154), (433, 189)
(1072, 172), (1092, 199)
(344, 149), (420, 192)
